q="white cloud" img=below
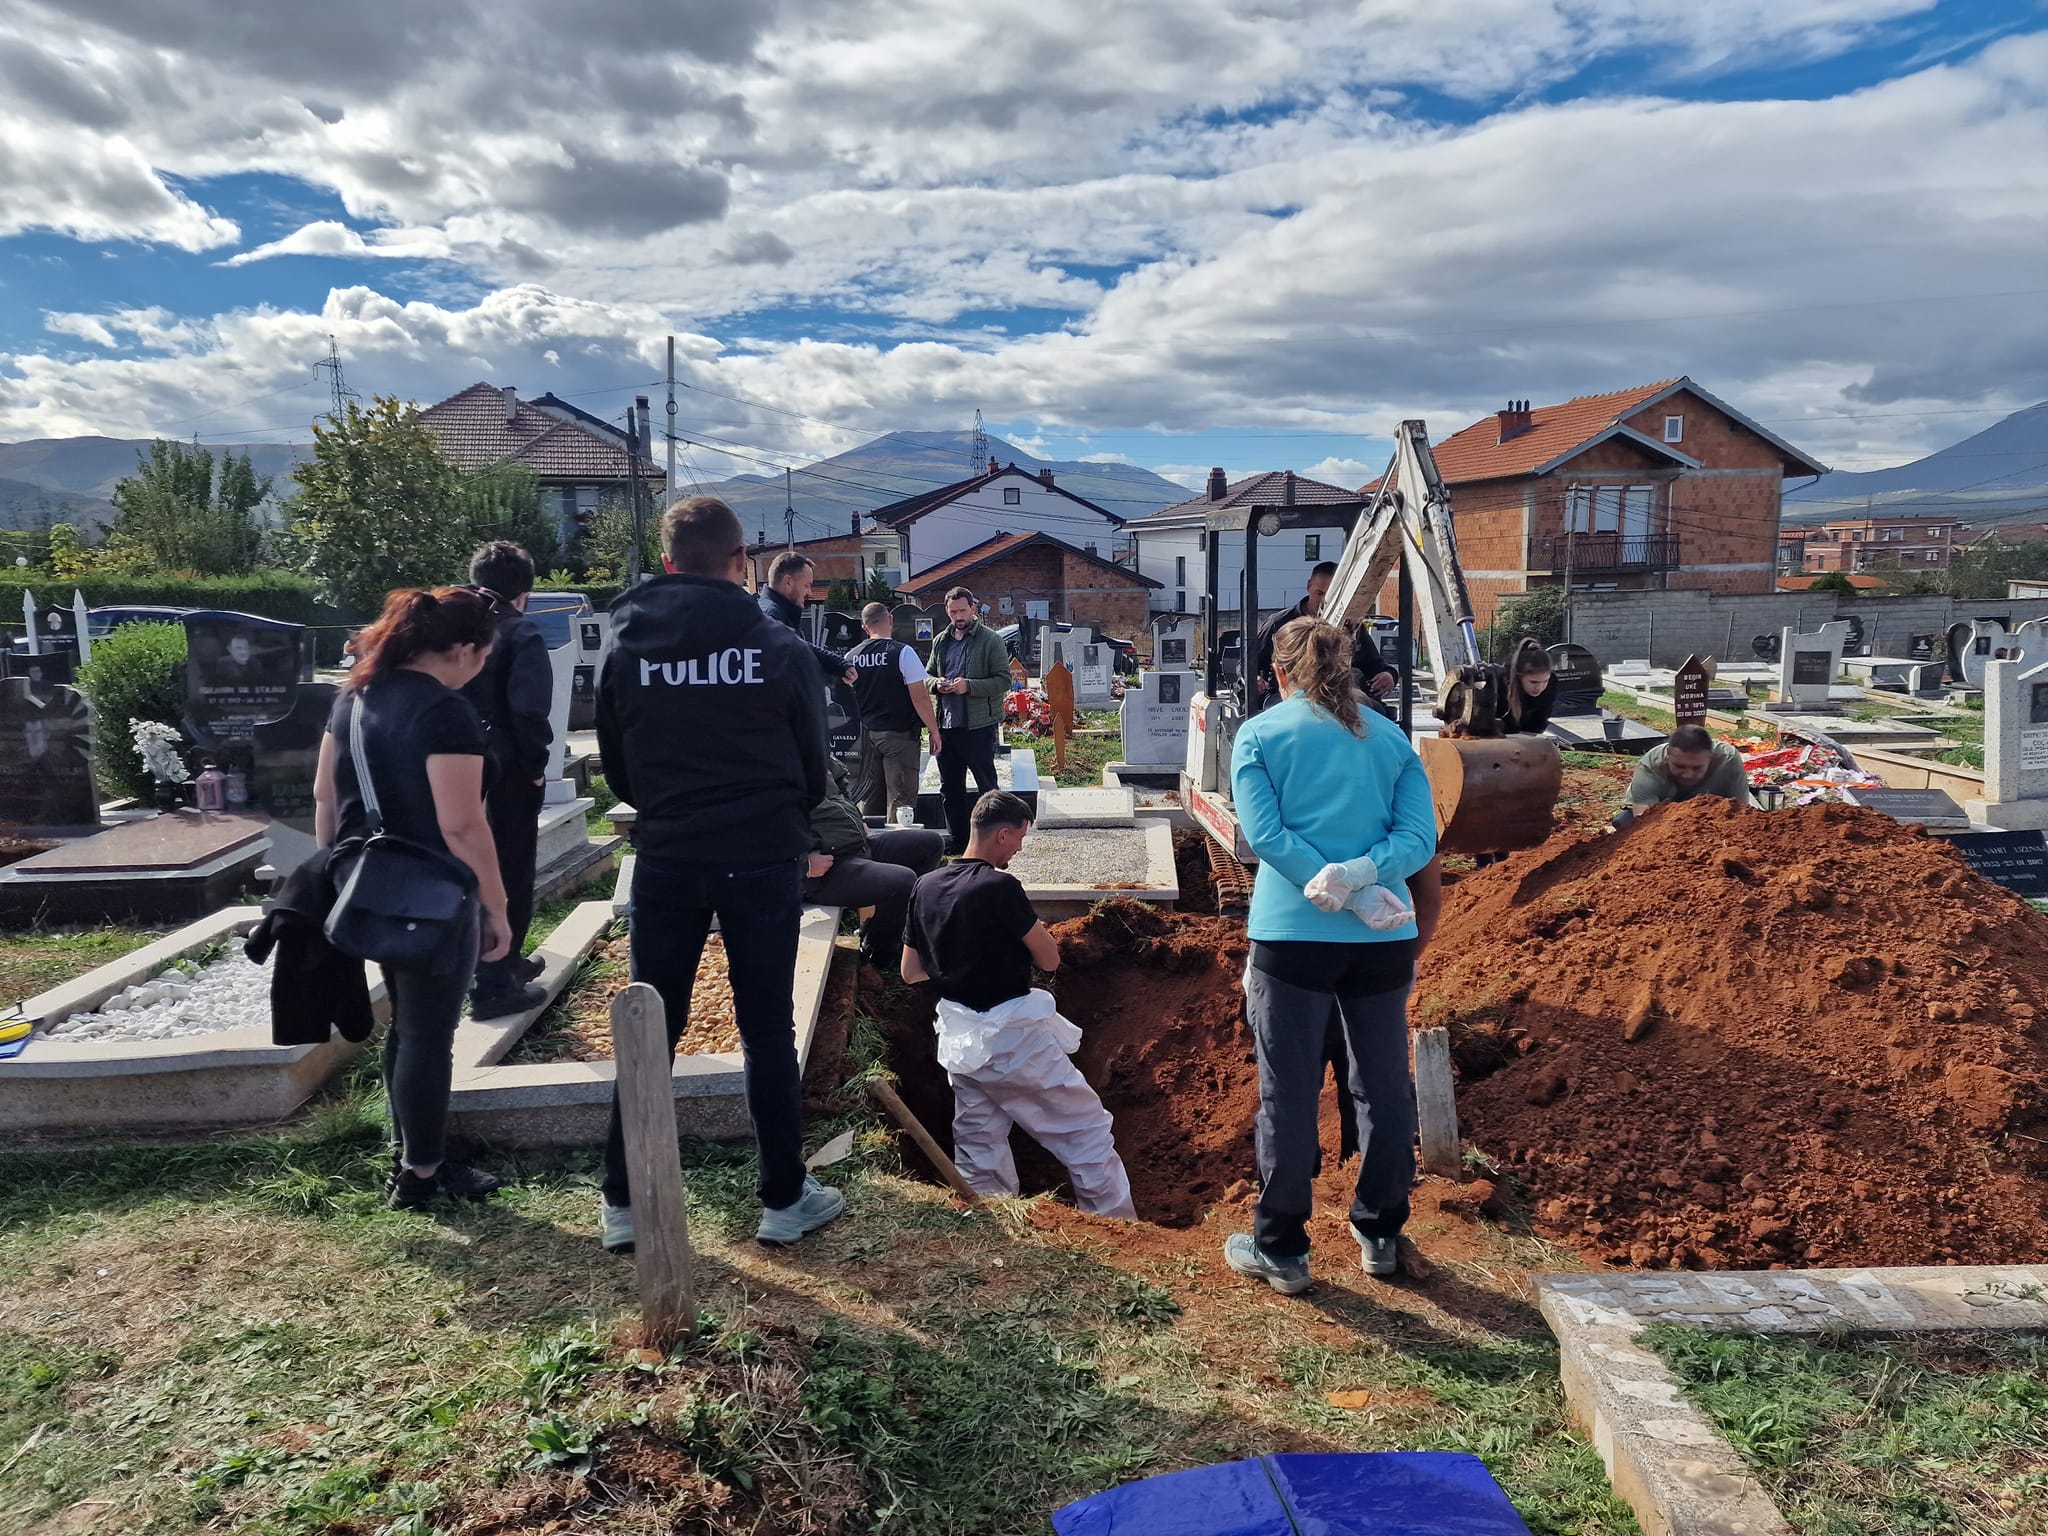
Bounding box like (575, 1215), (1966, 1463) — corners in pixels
(217, 220), (454, 267)
(1300, 457), (1378, 488)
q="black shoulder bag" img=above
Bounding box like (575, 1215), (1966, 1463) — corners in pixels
(324, 694), (480, 972)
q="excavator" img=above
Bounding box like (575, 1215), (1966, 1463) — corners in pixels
(1182, 419), (1562, 865)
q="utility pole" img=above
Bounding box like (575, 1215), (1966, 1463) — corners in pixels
(665, 335), (678, 506)
(970, 409), (989, 476)
(626, 403), (646, 584)
(784, 467), (795, 550)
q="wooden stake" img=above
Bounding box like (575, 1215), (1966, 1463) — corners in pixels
(1412, 1026), (1461, 1178)
(610, 982), (696, 1350)
(869, 1078), (982, 1204)
(1045, 661), (1075, 775)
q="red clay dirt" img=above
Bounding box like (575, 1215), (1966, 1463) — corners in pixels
(1421, 797), (2048, 1270)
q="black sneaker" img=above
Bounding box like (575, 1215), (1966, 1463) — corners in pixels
(513, 953), (545, 984)
(386, 1161), (503, 1210)
(469, 983), (547, 1020)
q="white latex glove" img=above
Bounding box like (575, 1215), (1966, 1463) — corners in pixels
(1305, 856), (1382, 913)
(1350, 884), (1416, 933)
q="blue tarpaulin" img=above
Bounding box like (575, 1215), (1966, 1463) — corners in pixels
(1052, 1452), (1536, 1535)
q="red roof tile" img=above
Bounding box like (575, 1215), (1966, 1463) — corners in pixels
(896, 530), (1159, 598)
(420, 382), (662, 481)
(1426, 380), (1681, 485)
(1138, 470), (1367, 525)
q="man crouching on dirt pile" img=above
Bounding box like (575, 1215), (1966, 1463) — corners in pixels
(901, 790), (1138, 1217)
(1611, 724), (1752, 830)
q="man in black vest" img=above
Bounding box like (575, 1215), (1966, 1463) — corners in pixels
(846, 601), (943, 824)
(460, 540), (551, 1020)
(594, 496), (845, 1255)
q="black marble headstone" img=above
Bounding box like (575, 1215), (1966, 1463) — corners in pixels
(1907, 632), (1939, 662)
(0, 679), (98, 828)
(1160, 636), (1189, 667)
(1946, 830), (2048, 898)
(893, 603), (940, 647)
(246, 683), (337, 826)
(819, 610), (863, 655)
(1833, 613), (1866, 656)
(5, 650), (75, 696)
(183, 611), (307, 740)
(26, 603), (81, 659)
(1751, 633), (1782, 663)
(1846, 787), (1968, 825)
(824, 676), (862, 773)
(1545, 642), (1604, 715)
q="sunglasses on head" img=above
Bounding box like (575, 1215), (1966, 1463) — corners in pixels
(457, 584), (514, 616)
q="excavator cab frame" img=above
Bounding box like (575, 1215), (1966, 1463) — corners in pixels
(1185, 420), (1562, 861)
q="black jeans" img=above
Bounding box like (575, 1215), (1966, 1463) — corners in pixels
(1244, 964), (1415, 1257)
(803, 827), (945, 965)
(476, 776), (544, 993)
(381, 916), (479, 1170)
(937, 722), (999, 848)
(602, 854), (806, 1211)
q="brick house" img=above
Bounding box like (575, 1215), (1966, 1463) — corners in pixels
(1799, 516), (1960, 574)
(894, 531), (1160, 635)
(745, 528), (875, 593)
(1371, 378), (1828, 628)
(421, 383), (666, 541)
(1126, 468), (1365, 620)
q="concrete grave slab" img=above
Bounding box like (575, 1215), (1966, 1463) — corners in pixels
(0, 813), (271, 924)
(1537, 1265), (2048, 1536)
(446, 903), (841, 1149)
(1547, 714), (1664, 753)
(1763, 713), (1945, 748)
(0, 905), (364, 1137)
(1035, 786), (1137, 829)
(1003, 820), (1177, 921)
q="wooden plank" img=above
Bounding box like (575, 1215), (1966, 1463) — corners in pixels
(1412, 1026), (1461, 1178)
(869, 1078), (982, 1204)
(609, 982), (696, 1350)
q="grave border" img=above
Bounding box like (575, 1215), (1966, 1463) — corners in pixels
(446, 902), (841, 1149)
(1535, 1264), (2048, 1536)
(1017, 819), (1179, 921)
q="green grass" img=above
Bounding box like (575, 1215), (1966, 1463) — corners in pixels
(1651, 1327), (2048, 1535)
(0, 925), (163, 1012)
(0, 999), (1636, 1536)
(1021, 707), (1125, 786)
(1598, 689), (1674, 735)
(583, 771), (619, 834)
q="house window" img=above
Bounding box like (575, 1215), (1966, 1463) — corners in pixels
(1174, 589), (1186, 610)
(1663, 415), (1684, 443)
(1566, 486), (1654, 535)
(1003, 487), (1021, 505)
(1304, 535), (1321, 561)
(1175, 554), (1186, 585)
(1881, 527), (1903, 541)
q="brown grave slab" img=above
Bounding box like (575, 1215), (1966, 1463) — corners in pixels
(16, 812), (269, 873)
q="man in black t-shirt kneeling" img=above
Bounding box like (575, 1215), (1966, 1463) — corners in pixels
(902, 791), (1135, 1217)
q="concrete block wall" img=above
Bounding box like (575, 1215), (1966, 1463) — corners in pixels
(1564, 589), (2048, 668)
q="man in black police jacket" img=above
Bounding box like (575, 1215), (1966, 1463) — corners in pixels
(594, 496), (846, 1254)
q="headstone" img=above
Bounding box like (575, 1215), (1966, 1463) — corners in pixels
(818, 609), (863, 655)
(894, 603), (940, 647)
(1152, 614), (1197, 670)
(1035, 786), (1137, 829)
(1944, 829), (2048, 897)
(1965, 655), (2048, 831)
(1907, 632), (1940, 663)
(1071, 642), (1114, 705)
(22, 590), (83, 660)
(183, 611), (307, 741)
(1008, 655), (1027, 691)
(1775, 622), (1850, 709)
(0, 679), (97, 829)
(1119, 670), (1194, 767)
(1946, 619), (2007, 688)
(824, 675), (861, 773)
(246, 684), (338, 827)
(4, 650), (75, 697)
(1832, 613), (1867, 656)
(546, 634), (578, 802)
(1544, 643), (1604, 716)
(1672, 654), (1710, 729)
(1841, 786), (1970, 830)
(1039, 624), (1098, 681)
(1751, 633), (1782, 663)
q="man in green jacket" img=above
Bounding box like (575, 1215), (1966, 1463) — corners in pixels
(925, 586), (1011, 853)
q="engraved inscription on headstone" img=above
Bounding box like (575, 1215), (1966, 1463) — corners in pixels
(184, 612), (304, 738)
(1544, 643), (1604, 716)
(0, 678), (97, 828)
(1120, 670), (1194, 766)
(1791, 651), (1831, 686)
(1672, 654), (1711, 729)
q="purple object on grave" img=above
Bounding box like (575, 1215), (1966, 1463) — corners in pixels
(1051, 1451), (1536, 1535)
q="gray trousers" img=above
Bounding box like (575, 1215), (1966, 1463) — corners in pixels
(859, 728), (923, 822)
(1244, 964), (1415, 1257)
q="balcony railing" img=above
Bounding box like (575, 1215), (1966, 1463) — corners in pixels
(1528, 532), (1681, 573)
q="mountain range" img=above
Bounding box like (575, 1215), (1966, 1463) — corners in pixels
(691, 430), (1189, 542)
(0, 436), (306, 532)
(1783, 400), (2048, 527)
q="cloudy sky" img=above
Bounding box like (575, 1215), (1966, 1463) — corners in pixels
(2, 0), (2044, 515)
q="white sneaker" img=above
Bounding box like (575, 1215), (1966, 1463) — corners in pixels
(755, 1176), (846, 1245)
(600, 1199), (635, 1253)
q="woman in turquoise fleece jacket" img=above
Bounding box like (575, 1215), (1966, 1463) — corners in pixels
(1222, 617), (1438, 1294)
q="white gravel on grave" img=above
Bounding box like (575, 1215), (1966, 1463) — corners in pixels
(1006, 827), (1157, 889)
(41, 951), (271, 1044)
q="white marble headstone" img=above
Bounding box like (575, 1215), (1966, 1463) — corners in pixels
(1777, 622), (1851, 708)
(1120, 670), (1194, 765)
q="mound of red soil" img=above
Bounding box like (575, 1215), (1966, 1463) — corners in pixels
(1420, 797), (2048, 1269)
(873, 899), (1260, 1225)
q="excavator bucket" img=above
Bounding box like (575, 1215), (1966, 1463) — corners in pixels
(1417, 735), (1564, 856)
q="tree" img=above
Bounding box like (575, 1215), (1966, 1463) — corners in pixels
(45, 523), (90, 580)
(863, 568), (897, 606)
(1485, 585), (1567, 658)
(1940, 537), (2048, 600)
(289, 396), (469, 612)
(824, 577), (860, 611)
(459, 462), (560, 574)
(571, 490), (659, 583)
(1805, 571), (1858, 597)
(107, 440), (269, 575)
